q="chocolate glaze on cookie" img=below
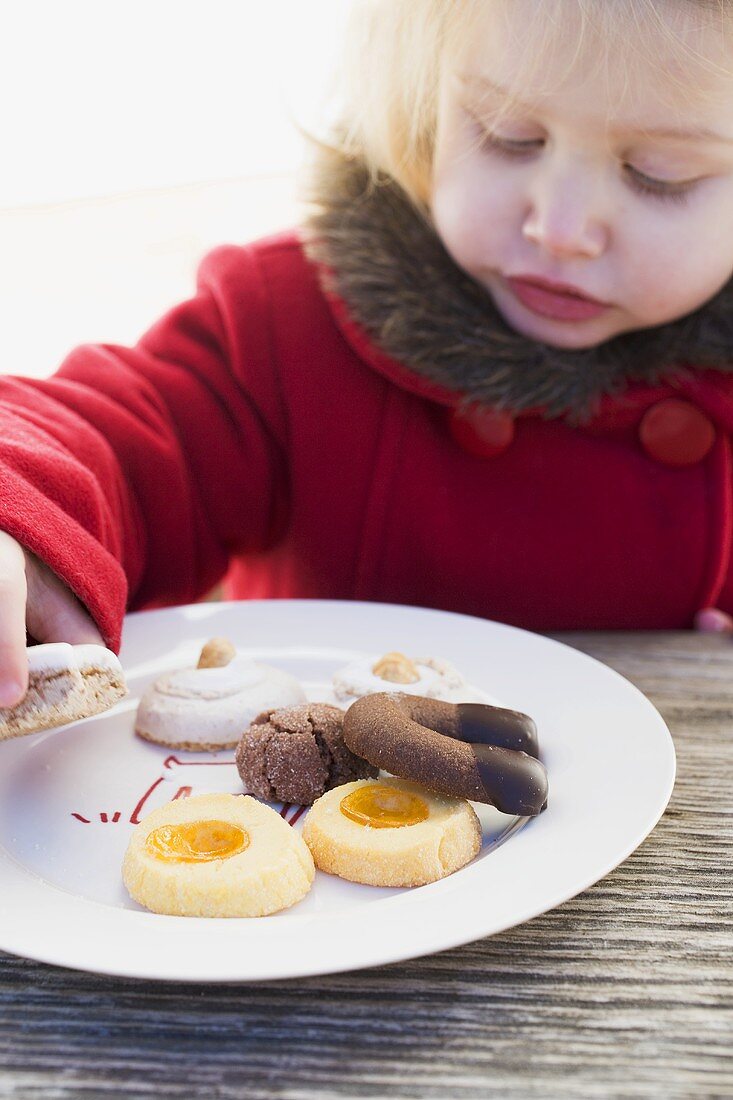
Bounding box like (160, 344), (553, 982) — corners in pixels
(398, 697), (540, 756)
(342, 693), (548, 816)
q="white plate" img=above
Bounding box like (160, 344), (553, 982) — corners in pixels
(0, 599), (675, 982)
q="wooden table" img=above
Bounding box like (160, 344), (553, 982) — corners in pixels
(1, 632), (731, 1099)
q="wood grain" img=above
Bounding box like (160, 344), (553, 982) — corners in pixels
(0, 632), (731, 1099)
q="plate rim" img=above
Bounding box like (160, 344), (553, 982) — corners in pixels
(0, 598), (676, 982)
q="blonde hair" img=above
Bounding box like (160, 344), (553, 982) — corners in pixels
(302, 0), (732, 215)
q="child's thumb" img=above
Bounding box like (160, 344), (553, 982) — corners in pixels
(0, 532), (29, 706)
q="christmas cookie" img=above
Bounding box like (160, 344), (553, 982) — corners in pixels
(301, 777), (482, 887)
(343, 692), (548, 815)
(236, 702), (377, 805)
(135, 637), (306, 751)
(0, 643), (127, 742)
(122, 792), (315, 917)
(332, 651), (486, 707)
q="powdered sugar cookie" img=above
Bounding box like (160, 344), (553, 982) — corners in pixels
(331, 651), (488, 707)
(0, 643), (127, 742)
(301, 777), (482, 887)
(135, 638), (306, 751)
(122, 792), (315, 917)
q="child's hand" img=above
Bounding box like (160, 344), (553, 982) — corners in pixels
(694, 607), (733, 633)
(0, 531), (103, 707)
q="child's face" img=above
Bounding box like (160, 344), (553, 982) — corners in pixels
(430, 1), (733, 349)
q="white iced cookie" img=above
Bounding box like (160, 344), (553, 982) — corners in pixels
(123, 792), (315, 917)
(135, 637), (306, 751)
(302, 777), (482, 888)
(0, 643), (127, 742)
(332, 651), (487, 707)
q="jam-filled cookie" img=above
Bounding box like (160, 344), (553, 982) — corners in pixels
(0, 643), (127, 742)
(135, 637), (306, 751)
(122, 792), (315, 917)
(301, 777), (482, 887)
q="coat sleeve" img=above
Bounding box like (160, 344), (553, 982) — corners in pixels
(0, 243), (289, 653)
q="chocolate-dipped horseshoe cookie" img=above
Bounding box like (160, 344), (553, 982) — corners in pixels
(342, 693), (548, 816)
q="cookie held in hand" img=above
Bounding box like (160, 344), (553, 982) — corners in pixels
(236, 702), (378, 805)
(0, 643), (127, 742)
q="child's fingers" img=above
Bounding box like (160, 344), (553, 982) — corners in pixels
(0, 540), (105, 712)
(24, 552), (104, 648)
(693, 607), (733, 633)
(0, 532), (29, 707)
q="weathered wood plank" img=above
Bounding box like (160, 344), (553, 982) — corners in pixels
(0, 632), (730, 1099)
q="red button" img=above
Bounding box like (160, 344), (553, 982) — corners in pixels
(638, 398), (716, 467)
(449, 406), (515, 458)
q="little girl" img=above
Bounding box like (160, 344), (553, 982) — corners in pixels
(2, 0), (733, 705)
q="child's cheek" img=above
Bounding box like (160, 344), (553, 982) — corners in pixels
(431, 167), (510, 275)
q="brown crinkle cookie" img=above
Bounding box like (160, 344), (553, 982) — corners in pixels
(235, 703), (378, 806)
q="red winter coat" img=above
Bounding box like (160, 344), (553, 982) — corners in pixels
(1, 227), (732, 652)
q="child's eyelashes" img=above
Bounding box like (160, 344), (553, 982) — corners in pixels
(623, 165), (695, 205)
(472, 128), (697, 206)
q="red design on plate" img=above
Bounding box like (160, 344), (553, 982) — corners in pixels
(288, 805), (307, 827)
(69, 752), (309, 828)
(129, 777), (165, 825)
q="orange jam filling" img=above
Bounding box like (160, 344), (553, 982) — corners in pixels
(340, 784), (430, 829)
(145, 819), (249, 863)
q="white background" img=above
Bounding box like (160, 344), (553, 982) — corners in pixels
(1, 1), (353, 377)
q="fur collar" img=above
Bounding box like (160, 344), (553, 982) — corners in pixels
(301, 145), (733, 423)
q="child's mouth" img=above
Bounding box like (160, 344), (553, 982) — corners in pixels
(506, 276), (610, 322)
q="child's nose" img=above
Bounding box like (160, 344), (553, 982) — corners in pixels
(522, 168), (608, 260)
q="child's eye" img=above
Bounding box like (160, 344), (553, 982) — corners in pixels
(624, 164), (696, 205)
(478, 132), (543, 156)
(476, 131), (698, 206)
